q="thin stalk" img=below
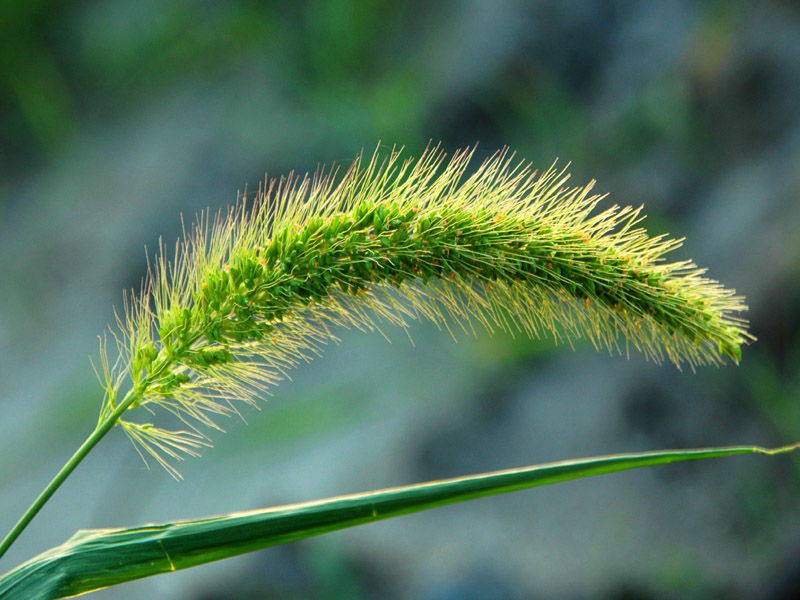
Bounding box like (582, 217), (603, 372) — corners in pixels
(0, 390), (138, 561)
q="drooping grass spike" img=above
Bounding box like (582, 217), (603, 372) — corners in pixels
(100, 144), (751, 475)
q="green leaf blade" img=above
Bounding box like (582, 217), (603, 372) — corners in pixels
(1, 444), (794, 599)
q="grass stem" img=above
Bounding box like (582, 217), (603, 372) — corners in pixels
(0, 391), (138, 561)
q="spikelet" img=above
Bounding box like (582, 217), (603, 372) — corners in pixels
(101, 145), (752, 476)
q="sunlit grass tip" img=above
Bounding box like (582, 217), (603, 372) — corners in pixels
(99, 144), (752, 475)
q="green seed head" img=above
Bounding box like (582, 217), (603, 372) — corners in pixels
(100, 145), (752, 476)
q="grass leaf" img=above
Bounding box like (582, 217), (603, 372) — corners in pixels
(1, 444), (794, 599)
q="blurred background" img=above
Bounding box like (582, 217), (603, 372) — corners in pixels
(1, 1), (799, 598)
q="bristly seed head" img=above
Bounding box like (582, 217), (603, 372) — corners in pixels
(100, 144), (752, 476)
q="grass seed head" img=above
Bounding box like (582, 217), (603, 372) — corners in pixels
(101, 144), (752, 475)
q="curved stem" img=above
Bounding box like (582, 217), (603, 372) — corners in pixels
(0, 391), (137, 561)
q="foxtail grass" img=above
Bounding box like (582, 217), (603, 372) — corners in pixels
(0, 144), (752, 565)
(100, 144), (751, 475)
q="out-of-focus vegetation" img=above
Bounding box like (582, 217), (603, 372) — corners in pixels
(1, 1), (799, 598)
